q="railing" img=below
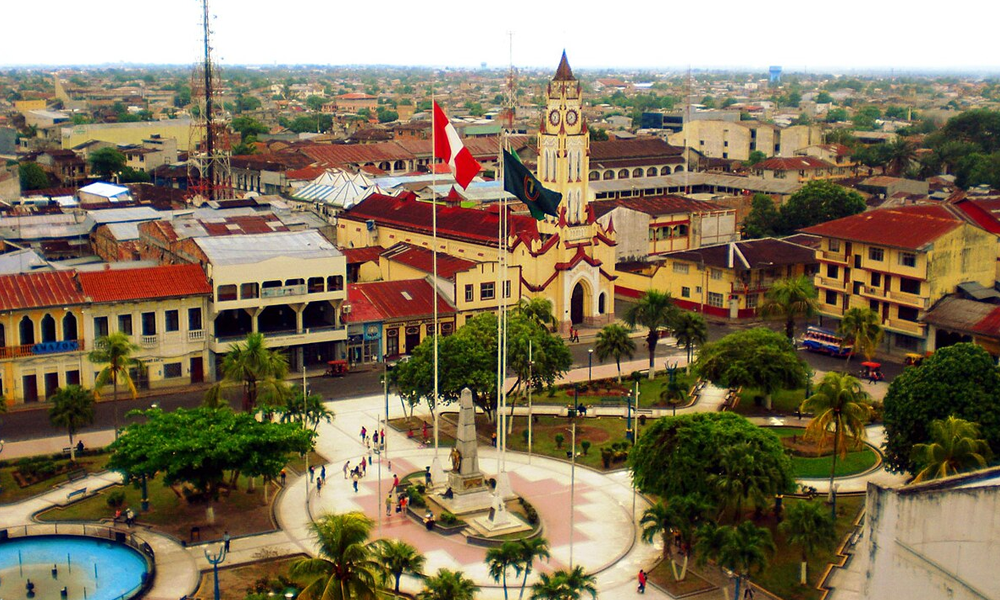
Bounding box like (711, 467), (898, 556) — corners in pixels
(816, 276), (846, 292)
(0, 338), (85, 360)
(885, 289), (928, 308)
(862, 285), (887, 299)
(883, 318), (925, 336)
(187, 329), (205, 341)
(818, 250), (849, 264)
(215, 325), (344, 344)
(261, 284), (307, 298)
(140, 335), (158, 348)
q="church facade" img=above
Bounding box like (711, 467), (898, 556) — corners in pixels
(336, 53), (616, 333)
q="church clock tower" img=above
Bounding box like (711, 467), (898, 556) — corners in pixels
(537, 51), (590, 225)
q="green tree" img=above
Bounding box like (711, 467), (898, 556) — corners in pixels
(936, 108), (1000, 153)
(695, 327), (809, 409)
(852, 144), (892, 175)
(306, 95), (326, 111)
(885, 138), (918, 176)
(173, 86), (192, 108)
(912, 416), (993, 482)
(205, 332), (291, 413)
(623, 290), (678, 379)
(514, 537), (549, 600)
(292, 512), (384, 600)
(418, 568), (480, 600)
(588, 128), (609, 142)
(486, 542), (521, 600)
(18, 162), (50, 190)
(640, 500), (677, 562)
(629, 412), (795, 507)
(671, 311), (707, 365)
(779, 500), (836, 585)
(594, 323), (635, 382)
(759, 275), (819, 340)
(883, 344), (1000, 474)
(837, 307), (883, 369)
(377, 107), (399, 123)
(530, 566), (596, 600)
(231, 116), (269, 141)
(744, 150), (767, 166)
(816, 91), (834, 104)
(801, 372), (872, 503)
(375, 539), (426, 596)
(778, 180), (866, 234)
(517, 297), (556, 330)
(825, 108), (849, 123)
(235, 94), (261, 113)
(659, 378), (688, 415)
(48, 384), (94, 462)
(89, 332), (141, 435)
(88, 147), (127, 180)
(279, 391), (335, 432)
(742, 194), (781, 239)
(117, 166), (150, 183)
(718, 522), (776, 600)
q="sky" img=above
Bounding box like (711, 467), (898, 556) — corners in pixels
(3, 0), (999, 73)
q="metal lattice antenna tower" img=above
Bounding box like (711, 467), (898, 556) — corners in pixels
(503, 31), (517, 133)
(187, 0), (232, 202)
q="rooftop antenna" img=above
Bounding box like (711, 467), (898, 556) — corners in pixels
(187, 0), (232, 202)
(503, 31), (517, 133)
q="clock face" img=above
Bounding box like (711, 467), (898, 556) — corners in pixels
(548, 110), (561, 126)
(566, 109), (578, 126)
(366, 325), (379, 336)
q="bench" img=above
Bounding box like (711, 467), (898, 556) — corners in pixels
(67, 468), (88, 482)
(66, 488), (87, 501)
(599, 398), (621, 407)
(63, 447), (73, 457)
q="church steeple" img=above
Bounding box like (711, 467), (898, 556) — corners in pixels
(553, 50), (575, 81)
(538, 52), (589, 225)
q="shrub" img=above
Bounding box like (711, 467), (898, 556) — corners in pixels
(601, 447), (613, 469)
(407, 488), (426, 508)
(520, 498), (539, 525)
(440, 512), (460, 526)
(581, 440), (592, 456)
(554, 433), (565, 448)
(106, 490), (126, 509)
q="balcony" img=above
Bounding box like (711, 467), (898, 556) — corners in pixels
(188, 329), (206, 341)
(883, 318), (926, 337)
(0, 339), (85, 360)
(211, 325), (346, 353)
(885, 289), (928, 309)
(261, 284), (307, 299)
(861, 285), (888, 300)
(818, 250), (848, 265)
(140, 335), (158, 348)
(816, 276), (846, 292)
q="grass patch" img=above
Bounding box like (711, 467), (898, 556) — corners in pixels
(648, 560), (716, 596)
(734, 387), (807, 415)
(199, 555), (305, 600)
(533, 370), (698, 409)
(506, 415), (638, 470)
(0, 453), (111, 504)
(766, 427), (880, 478)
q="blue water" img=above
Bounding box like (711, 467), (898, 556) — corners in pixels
(0, 535), (149, 600)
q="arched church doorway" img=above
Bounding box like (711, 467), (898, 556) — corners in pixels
(571, 281), (588, 325)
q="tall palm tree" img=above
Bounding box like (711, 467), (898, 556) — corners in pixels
(623, 290), (677, 379)
(417, 568), (479, 600)
(291, 512), (384, 600)
(759, 275), (819, 340)
(837, 307), (883, 370)
(486, 542), (521, 600)
(666, 494), (713, 581)
(514, 537), (550, 600)
(48, 384), (94, 462)
(640, 500), (676, 562)
(912, 416), (993, 482)
(779, 500), (836, 585)
(530, 566), (596, 600)
(375, 539), (425, 597)
(800, 372), (872, 509)
(672, 311), (708, 365)
(517, 296), (556, 330)
(659, 379), (688, 416)
(89, 331), (141, 436)
(205, 331), (291, 412)
(719, 522), (776, 600)
(594, 323), (635, 382)
(885, 138), (917, 176)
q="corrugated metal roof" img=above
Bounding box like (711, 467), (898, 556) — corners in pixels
(195, 230), (341, 266)
(923, 296), (1000, 338)
(801, 205), (964, 250)
(78, 182), (130, 198)
(588, 172), (801, 195)
(346, 279), (456, 322)
(0, 249), (48, 275)
(0, 271), (86, 310)
(78, 264), (211, 303)
(84, 206), (163, 226)
(104, 222), (141, 241)
(381, 243), (477, 280)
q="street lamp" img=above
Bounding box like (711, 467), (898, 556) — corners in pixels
(204, 544), (227, 600)
(588, 348), (593, 382)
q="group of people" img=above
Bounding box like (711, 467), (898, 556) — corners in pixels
(113, 507), (136, 527)
(309, 464), (328, 495)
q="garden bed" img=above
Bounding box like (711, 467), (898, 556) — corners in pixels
(0, 452), (111, 504)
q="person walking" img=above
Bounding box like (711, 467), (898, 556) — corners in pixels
(280, 469), (286, 487)
(343, 461), (350, 479)
(392, 473), (399, 490)
(352, 472), (359, 493)
(223, 531), (231, 553)
(308, 466), (315, 482)
(316, 477), (323, 497)
(360, 426), (367, 443)
(637, 569), (646, 594)
(385, 493), (393, 517)
(320, 465), (326, 483)
(361, 458), (367, 477)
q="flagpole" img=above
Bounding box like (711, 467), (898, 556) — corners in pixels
(431, 87), (440, 465)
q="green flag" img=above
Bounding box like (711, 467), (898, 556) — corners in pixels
(503, 149), (562, 220)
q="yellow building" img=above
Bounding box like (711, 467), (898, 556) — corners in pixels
(61, 119), (200, 152)
(668, 121), (822, 161)
(802, 204), (997, 354)
(616, 237), (818, 319)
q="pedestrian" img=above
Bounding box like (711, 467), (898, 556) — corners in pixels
(360, 426), (367, 442)
(343, 461), (350, 479)
(361, 458), (367, 477)
(308, 465), (315, 482)
(744, 584), (755, 599)
(320, 465), (326, 483)
(280, 469), (286, 487)
(491, 431), (497, 447)
(424, 466), (432, 486)
(223, 531), (231, 553)
(125, 508), (135, 527)
(637, 569), (646, 594)
(385, 493), (393, 516)
(316, 478), (323, 496)
(422, 421), (429, 442)
(373, 431), (379, 446)
(367, 450), (373, 467)
(392, 473), (399, 490)
(365, 436), (371, 450)
(352, 472), (359, 493)
(380, 428), (385, 442)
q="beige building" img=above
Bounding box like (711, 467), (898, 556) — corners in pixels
(61, 120), (199, 152)
(668, 120), (822, 161)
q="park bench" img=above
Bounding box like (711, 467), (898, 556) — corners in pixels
(66, 487), (87, 501)
(62, 447), (73, 457)
(66, 468), (87, 482)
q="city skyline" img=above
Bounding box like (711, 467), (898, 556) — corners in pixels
(3, 0), (1000, 73)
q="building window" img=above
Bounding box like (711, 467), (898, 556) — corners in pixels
(63, 313), (78, 341)
(672, 263), (690, 274)
(747, 294), (759, 309)
(218, 284), (237, 301)
(826, 264), (839, 278)
(825, 290), (838, 306)
(707, 292), (724, 308)
(118, 314), (133, 335)
(165, 310), (179, 332)
(503, 280), (512, 299)
(189, 307), (203, 331)
(163, 363), (183, 379)
(93, 316), (108, 339)
(441, 322), (454, 336)
(899, 252), (917, 267)
(894, 333), (919, 351)
(868, 247), (884, 261)
(897, 306), (920, 322)
(681, 286), (691, 298)
(870, 272), (882, 288)
(710, 268), (723, 280)
(241, 282), (259, 299)
(328, 275), (344, 291)
(464, 284), (474, 302)
(141, 312), (156, 336)
(899, 277), (921, 295)
(480, 282), (495, 300)
(19, 316), (35, 345)
(308, 277), (324, 293)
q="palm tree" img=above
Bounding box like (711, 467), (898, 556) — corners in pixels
(912, 416), (993, 482)
(667, 494), (713, 581)
(530, 566), (596, 600)
(486, 542), (521, 600)
(514, 537), (550, 600)
(779, 500), (836, 585)
(417, 568), (479, 600)
(885, 138), (917, 176)
(640, 500), (676, 562)
(672, 311), (708, 365)
(837, 307), (883, 370)
(291, 512), (384, 600)
(518, 296), (556, 330)
(280, 391), (335, 432)
(89, 331), (141, 436)
(623, 290), (678, 379)
(719, 522), (776, 600)
(48, 384), (94, 462)
(205, 332), (291, 412)
(659, 379), (688, 416)
(376, 539), (426, 597)
(759, 275), (819, 340)
(800, 372), (872, 511)
(594, 323), (635, 382)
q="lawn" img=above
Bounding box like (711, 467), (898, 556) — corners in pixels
(768, 427), (880, 478)
(0, 452), (112, 504)
(505, 414), (637, 470)
(531, 370), (699, 409)
(734, 387), (807, 415)
(198, 555), (305, 600)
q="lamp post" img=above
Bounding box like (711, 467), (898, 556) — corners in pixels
(588, 348), (593, 382)
(204, 544), (227, 600)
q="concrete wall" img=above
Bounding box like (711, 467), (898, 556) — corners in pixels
(597, 207), (649, 262)
(61, 120), (199, 152)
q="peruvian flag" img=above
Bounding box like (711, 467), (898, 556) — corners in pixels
(433, 101), (481, 190)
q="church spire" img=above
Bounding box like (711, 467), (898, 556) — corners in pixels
(553, 50), (575, 81)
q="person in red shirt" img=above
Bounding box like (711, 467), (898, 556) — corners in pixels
(637, 569), (647, 593)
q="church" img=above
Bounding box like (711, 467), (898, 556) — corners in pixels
(336, 52), (617, 333)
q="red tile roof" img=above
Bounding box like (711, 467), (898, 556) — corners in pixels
(801, 205), (965, 250)
(381, 243), (477, 280)
(591, 196), (725, 219)
(345, 279), (455, 322)
(757, 156), (833, 171)
(953, 196), (1000, 235)
(665, 238), (817, 270)
(590, 137), (684, 161)
(78, 264), (211, 303)
(0, 271), (86, 311)
(341, 246), (386, 265)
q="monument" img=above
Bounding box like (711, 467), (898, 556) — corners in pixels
(435, 388), (493, 515)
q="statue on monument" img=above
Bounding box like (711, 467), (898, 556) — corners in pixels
(450, 447), (462, 472)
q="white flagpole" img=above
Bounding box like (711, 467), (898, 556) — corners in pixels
(432, 89), (440, 460)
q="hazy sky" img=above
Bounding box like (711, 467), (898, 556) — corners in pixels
(4, 0), (998, 72)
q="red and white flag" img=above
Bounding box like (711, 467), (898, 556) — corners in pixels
(433, 101), (481, 190)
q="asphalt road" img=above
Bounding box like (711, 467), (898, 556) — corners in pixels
(0, 320), (901, 443)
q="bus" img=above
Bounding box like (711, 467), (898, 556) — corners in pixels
(799, 326), (852, 358)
